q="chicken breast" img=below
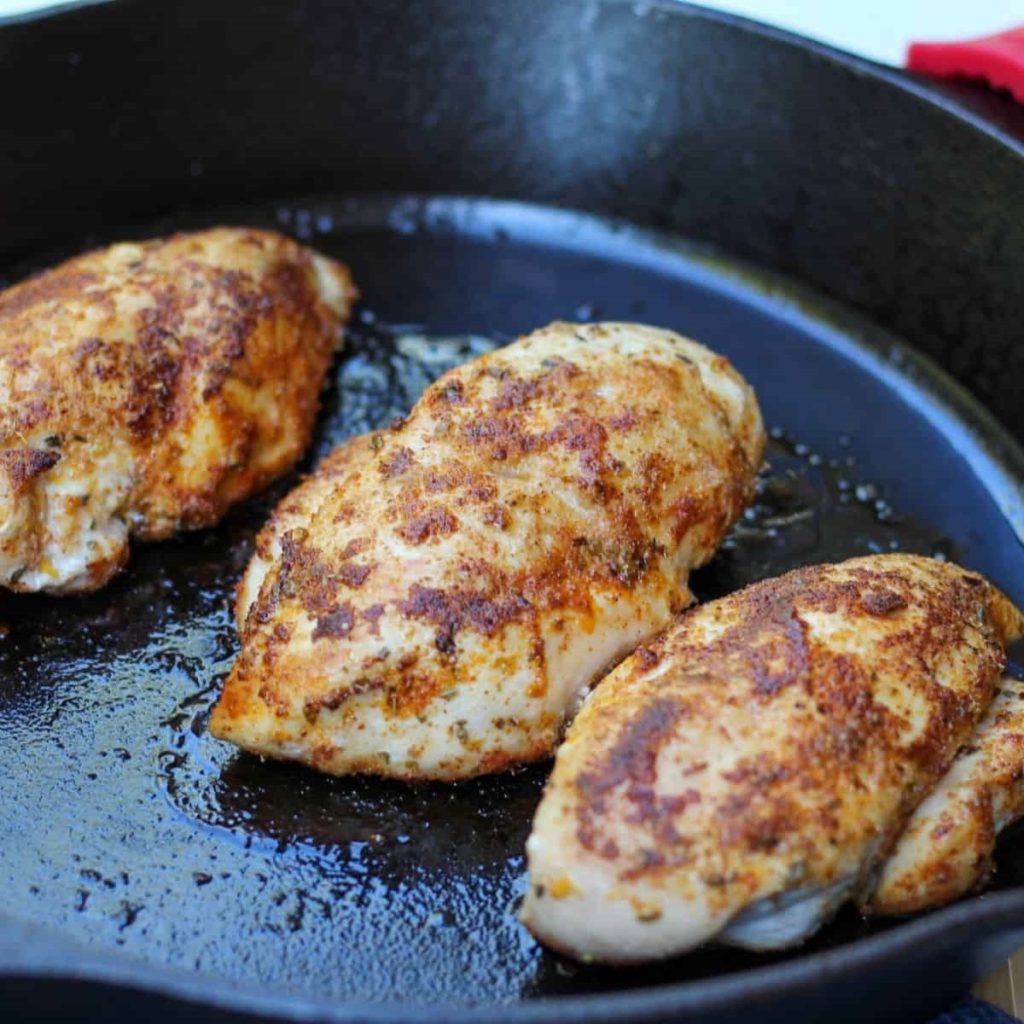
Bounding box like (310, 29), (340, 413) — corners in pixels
(520, 555), (1024, 963)
(866, 676), (1024, 916)
(0, 228), (355, 593)
(211, 321), (764, 780)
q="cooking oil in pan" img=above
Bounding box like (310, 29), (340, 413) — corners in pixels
(1, 195), (1021, 1006)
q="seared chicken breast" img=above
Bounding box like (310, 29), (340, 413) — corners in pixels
(0, 228), (355, 593)
(866, 676), (1024, 916)
(521, 555), (1024, 963)
(211, 321), (764, 780)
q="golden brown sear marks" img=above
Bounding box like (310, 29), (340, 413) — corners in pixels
(0, 227), (356, 593)
(211, 321), (764, 780)
(521, 554), (1024, 964)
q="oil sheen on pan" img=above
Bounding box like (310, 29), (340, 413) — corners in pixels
(0, 196), (1022, 1006)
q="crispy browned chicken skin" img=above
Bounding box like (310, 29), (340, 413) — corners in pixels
(211, 321), (764, 780)
(521, 554), (1024, 963)
(0, 228), (356, 593)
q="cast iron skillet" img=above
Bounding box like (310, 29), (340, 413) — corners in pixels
(2, 2), (1024, 1022)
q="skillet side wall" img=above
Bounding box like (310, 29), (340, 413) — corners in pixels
(0, 0), (1022, 436)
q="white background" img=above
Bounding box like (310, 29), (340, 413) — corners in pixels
(1, 0), (1021, 64)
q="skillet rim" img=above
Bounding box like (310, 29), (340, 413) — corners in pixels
(3, 0), (1023, 161)
(4, 895), (1024, 1021)
(2, 0), (1024, 1018)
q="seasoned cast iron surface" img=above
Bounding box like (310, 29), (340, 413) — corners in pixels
(1, 198), (1022, 1006)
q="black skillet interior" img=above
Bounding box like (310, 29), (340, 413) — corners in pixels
(3, 194), (1024, 1018)
(2, 2), (1024, 1023)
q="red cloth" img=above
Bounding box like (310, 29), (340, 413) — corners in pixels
(908, 27), (1024, 104)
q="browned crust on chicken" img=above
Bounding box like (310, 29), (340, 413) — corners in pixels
(0, 228), (356, 593)
(572, 562), (1018, 860)
(211, 321), (764, 780)
(522, 554), (1024, 962)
